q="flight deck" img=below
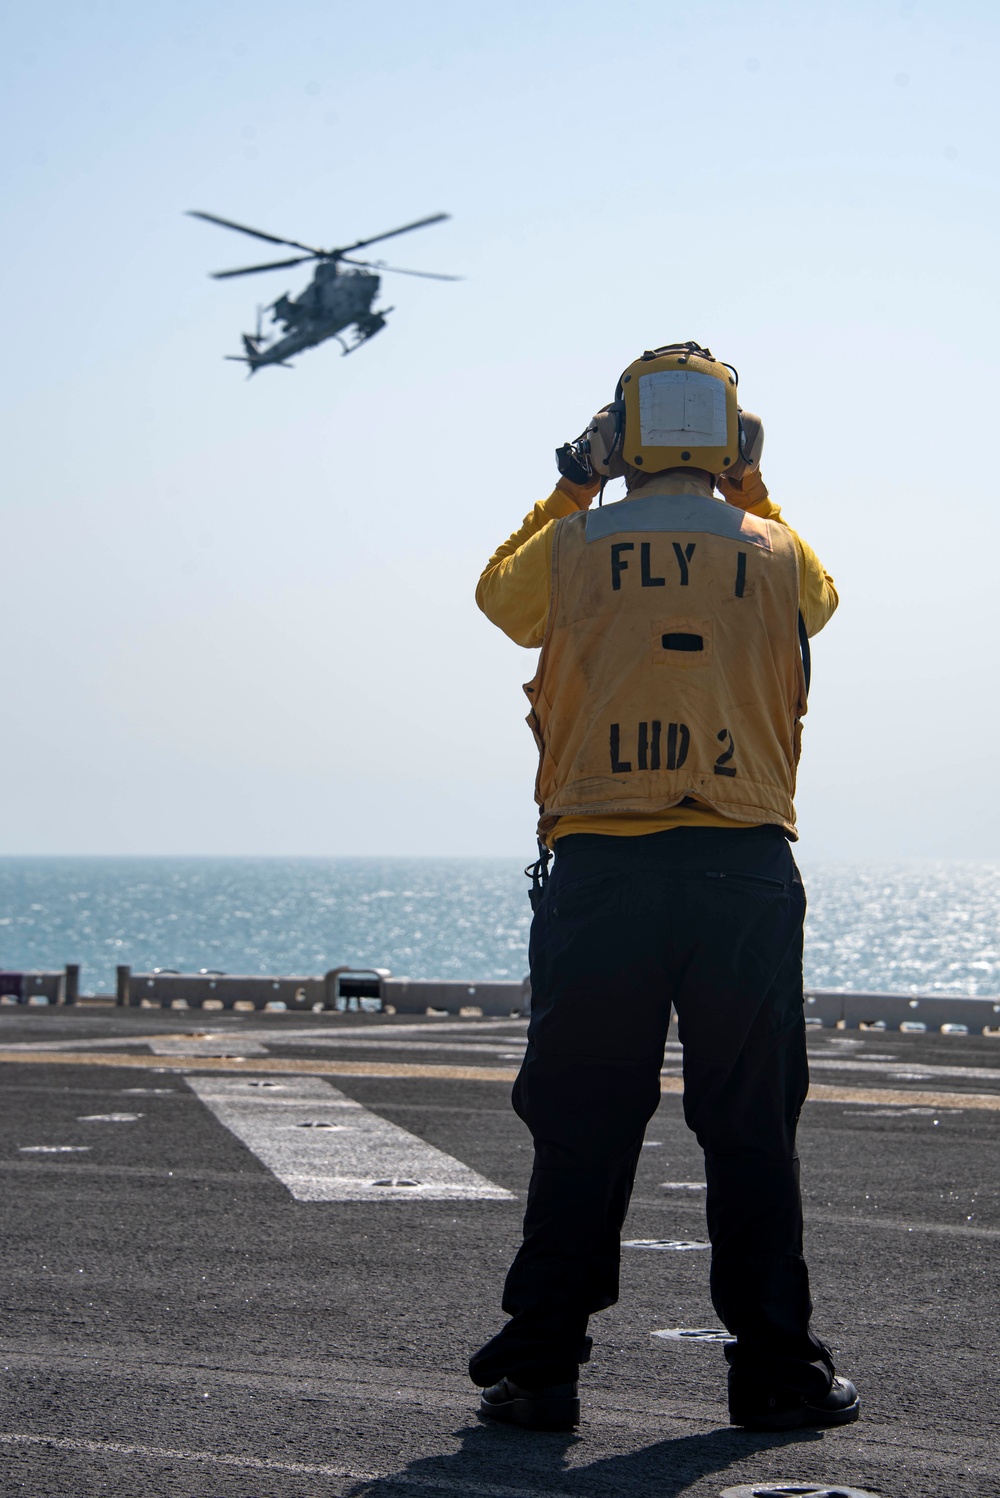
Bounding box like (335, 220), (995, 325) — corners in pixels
(0, 1008), (996, 1498)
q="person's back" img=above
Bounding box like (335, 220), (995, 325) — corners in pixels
(470, 342), (859, 1434)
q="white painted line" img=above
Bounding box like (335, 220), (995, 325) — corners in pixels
(18, 1146), (90, 1154)
(0, 1020), (526, 1053)
(842, 1107), (963, 1117)
(0, 1432), (375, 1482)
(195, 1033), (526, 1060)
(232, 1036), (526, 1059)
(185, 1074), (515, 1202)
(293, 1020), (528, 1037)
(0, 1033), (269, 1056)
(15, 1023), (1000, 1081)
(660, 1181), (706, 1191)
(148, 1036), (269, 1056)
(77, 1113), (142, 1122)
(808, 1057), (1000, 1082)
(0, 1432), (580, 1497)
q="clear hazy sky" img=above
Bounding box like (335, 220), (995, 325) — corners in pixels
(2, 1), (998, 858)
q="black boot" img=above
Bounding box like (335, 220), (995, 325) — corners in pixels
(728, 1353), (860, 1431)
(478, 1377), (580, 1431)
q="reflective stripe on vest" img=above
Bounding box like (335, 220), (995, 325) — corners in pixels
(524, 491), (806, 838)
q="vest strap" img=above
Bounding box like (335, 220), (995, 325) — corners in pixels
(798, 612), (811, 696)
(525, 839), (552, 912)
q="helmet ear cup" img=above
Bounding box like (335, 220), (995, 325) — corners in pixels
(727, 410), (764, 483)
(586, 403), (629, 478)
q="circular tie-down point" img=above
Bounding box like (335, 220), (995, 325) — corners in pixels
(720, 1487), (880, 1498)
(624, 1239), (710, 1252)
(652, 1327), (731, 1343)
(371, 1177), (421, 1188)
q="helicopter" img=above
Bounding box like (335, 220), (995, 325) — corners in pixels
(188, 209), (459, 372)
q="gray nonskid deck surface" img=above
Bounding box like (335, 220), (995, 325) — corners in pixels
(0, 1009), (996, 1497)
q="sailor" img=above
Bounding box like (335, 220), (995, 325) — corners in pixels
(469, 343), (859, 1432)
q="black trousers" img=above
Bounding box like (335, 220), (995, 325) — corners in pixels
(469, 825), (828, 1391)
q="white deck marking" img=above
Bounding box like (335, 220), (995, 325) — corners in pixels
(272, 1036), (528, 1057)
(10, 1024), (1000, 1081)
(298, 1020), (529, 1037)
(148, 1036), (269, 1056)
(0, 1432), (583, 1497)
(185, 1074), (514, 1202)
(77, 1112), (142, 1122)
(18, 1145), (90, 1154)
(0, 1432), (376, 1483)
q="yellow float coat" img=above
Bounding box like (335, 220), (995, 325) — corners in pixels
(476, 474), (838, 843)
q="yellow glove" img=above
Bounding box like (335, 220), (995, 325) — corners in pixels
(555, 473), (602, 509)
(718, 469), (770, 513)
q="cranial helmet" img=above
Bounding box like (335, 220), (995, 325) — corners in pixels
(580, 342), (763, 486)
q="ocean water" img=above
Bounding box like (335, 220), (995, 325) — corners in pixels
(0, 857), (997, 998)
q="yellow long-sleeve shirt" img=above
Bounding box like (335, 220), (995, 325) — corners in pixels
(477, 473), (839, 842)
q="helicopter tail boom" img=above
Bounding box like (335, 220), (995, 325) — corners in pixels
(224, 354), (294, 374)
(223, 333), (267, 374)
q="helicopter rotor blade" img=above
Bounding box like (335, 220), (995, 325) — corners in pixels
(333, 212), (450, 257)
(187, 211), (323, 256)
(340, 256), (462, 281)
(210, 255), (320, 279)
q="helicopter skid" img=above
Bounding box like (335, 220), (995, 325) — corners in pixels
(335, 309), (393, 355)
